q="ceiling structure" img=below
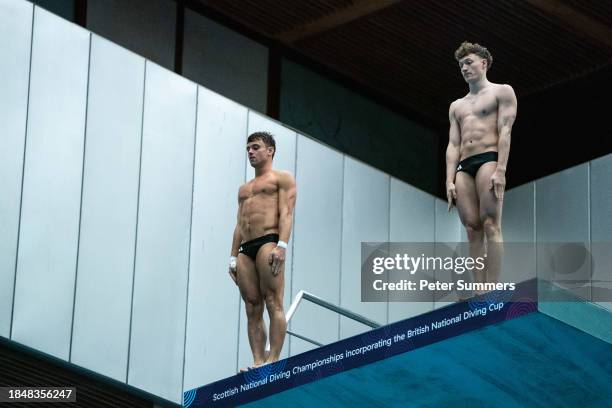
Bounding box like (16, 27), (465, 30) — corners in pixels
(190, 0), (612, 127)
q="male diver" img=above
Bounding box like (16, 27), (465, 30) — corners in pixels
(228, 131), (297, 370)
(446, 42), (517, 294)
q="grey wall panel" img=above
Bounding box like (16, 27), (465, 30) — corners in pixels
(183, 10), (268, 113)
(434, 198), (461, 307)
(289, 136), (343, 356)
(340, 158), (389, 338)
(536, 164), (589, 242)
(460, 224), (469, 242)
(504, 183), (536, 243)
(87, 0), (176, 71)
(11, 7), (89, 358)
(502, 183), (537, 284)
(536, 164), (590, 300)
(388, 178), (434, 323)
(590, 154), (612, 310)
(0, 0), (33, 338)
(435, 198), (461, 243)
(238, 112), (297, 369)
(183, 87), (247, 390)
(127, 62), (197, 403)
(70, 35), (144, 381)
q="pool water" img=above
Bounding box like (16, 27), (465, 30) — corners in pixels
(245, 312), (612, 407)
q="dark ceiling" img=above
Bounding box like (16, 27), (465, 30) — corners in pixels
(191, 0), (612, 127)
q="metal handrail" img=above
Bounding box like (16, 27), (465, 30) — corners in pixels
(284, 290), (381, 347)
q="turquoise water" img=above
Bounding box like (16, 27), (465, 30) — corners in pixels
(245, 313), (612, 407)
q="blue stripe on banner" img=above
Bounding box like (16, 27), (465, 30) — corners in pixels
(185, 279), (537, 407)
(183, 389), (196, 407)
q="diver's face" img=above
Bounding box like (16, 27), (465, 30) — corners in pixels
(459, 53), (486, 82)
(247, 139), (272, 167)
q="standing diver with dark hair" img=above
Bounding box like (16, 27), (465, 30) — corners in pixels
(228, 132), (297, 371)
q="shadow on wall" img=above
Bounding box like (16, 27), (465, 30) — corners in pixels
(280, 59), (440, 196)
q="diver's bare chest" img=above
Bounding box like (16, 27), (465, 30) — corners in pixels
(456, 93), (498, 121)
(239, 178), (278, 202)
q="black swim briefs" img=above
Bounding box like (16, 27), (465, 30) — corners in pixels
(456, 151), (498, 178)
(238, 234), (279, 261)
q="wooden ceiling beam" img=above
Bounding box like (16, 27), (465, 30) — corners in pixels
(276, 0), (400, 44)
(525, 0), (612, 49)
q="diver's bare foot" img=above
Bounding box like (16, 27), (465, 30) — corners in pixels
(264, 355), (280, 365)
(238, 362), (265, 373)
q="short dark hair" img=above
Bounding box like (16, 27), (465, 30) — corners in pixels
(454, 41), (493, 71)
(247, 131), (276, 157)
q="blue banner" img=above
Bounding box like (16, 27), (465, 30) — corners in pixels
(184, 279), (537, 407)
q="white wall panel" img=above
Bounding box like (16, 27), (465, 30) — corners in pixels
(340, 158), (389, 338)
(183, 10), (268, 113)
(388, 179), (434, 323)
(590, 155), (612, 310)
(289, 136), (343, 355)
(70, 35), (144, 381)
(390, 179), (435, 242)
(238, 112), (297, 368)
(0, 0), (33, 338)
(11, 7), (89, 359)
(184, 87), (247, 390)
(536, 164), (590, 300)
(127, 62), (197, 403)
